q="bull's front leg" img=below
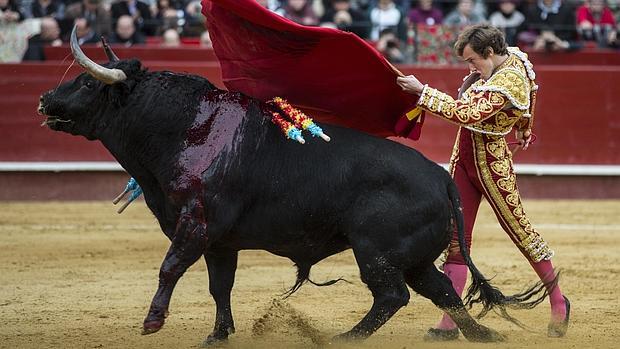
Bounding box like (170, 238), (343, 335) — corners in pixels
(143, 202), (208, 335)
(202, 249), (238, 346)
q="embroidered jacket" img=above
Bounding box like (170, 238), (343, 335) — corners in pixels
(416, 47), (538, 136)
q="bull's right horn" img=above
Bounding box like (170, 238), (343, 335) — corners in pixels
(70, 25), (126, 84)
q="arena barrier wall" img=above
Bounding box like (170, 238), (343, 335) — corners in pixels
(1, 56), (619, 200)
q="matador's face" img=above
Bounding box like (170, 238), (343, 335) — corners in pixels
(461, 44), (495, 80)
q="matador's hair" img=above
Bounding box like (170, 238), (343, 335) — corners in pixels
(454, 24), (508, 58)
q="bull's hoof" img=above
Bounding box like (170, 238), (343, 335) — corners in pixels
(462, 326), (506, 343)
(201, 335), (228, 347)
(330, 330), (366, 343)
(423, 327), (459, 341)
(142, 320), (165, 335)
(202, 327), (235, 347)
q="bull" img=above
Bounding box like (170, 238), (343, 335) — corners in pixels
(37, 27), (549, 345)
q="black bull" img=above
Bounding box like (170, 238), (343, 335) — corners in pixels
(37, 32), (549, 344)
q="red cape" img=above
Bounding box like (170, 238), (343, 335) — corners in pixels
(201, 0), (421, 139)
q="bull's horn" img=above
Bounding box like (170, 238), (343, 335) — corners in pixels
(70, 25), (126, 84)
(100, 36), (120, 62)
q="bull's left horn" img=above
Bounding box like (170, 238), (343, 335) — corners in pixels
(101, 36), (120, 62)
(70, 25), (126, 84)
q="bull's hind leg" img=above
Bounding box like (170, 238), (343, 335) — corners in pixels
(143, 202), (208, 335)
(334, 246), (410, 341)
(202, 249), (238, 346)
(404, 266), (505, 342)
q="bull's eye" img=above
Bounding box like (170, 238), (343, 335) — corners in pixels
(85, 81), (94, 89)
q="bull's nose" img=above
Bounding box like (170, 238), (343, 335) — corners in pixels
(37, 98), (44, 115)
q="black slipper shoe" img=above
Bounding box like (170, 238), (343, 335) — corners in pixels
(548, 296), (570, 337)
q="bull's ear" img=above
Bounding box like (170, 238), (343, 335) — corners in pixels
(107, 79), (136, 107)
(106, 60), (142, 107)
(115, 59), (142, 76)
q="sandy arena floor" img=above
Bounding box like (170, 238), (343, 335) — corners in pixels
(0, 200), (619, 348)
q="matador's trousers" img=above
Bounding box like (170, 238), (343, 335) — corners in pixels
(445, 128), (554, 265)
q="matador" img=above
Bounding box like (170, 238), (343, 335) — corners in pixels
(396, 24), (569, 340)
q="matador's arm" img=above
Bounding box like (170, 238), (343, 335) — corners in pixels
(416, 84), (510, 127)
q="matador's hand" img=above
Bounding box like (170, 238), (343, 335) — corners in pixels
(397, 75), (425, 95)
(515, 129), (532, 150)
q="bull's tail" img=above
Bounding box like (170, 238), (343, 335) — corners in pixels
(281, 263), (349, 299)
(446, 181), (553, 327)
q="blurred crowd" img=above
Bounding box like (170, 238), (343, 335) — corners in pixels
(0, 0), (618, 63)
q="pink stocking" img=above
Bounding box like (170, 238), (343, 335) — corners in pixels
(530, 259), (566, 322)
(436, 263), (469, 330)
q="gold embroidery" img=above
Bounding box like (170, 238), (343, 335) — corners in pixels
(466, 109), (523, 136)
(477, 65), (531, 110)
(513, 204), (524, 218)
(448, 128), (461, 176)
(506, 193), (520, 206)
(519, 216), (531, 226)
(524, 224), (535, 234)
(486, 139), (506, 159)
(497, 174), (516, 192)
(472, 133), (553, 262)
(495, 111), (514, 128)
(418, 87), (507, 126)
(490, 158), (511, 177)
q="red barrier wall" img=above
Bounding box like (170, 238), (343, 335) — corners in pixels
(1, 56), (619, 199)
(2, 61), (617, 165)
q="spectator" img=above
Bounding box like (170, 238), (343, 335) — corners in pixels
(375, 27), (405, 62)
(369, 0), (404, 40)
(489, 0), (525, 45)
(608, 0), (620, 24)
(0, 0), (29, 62)
(320, 0), (369, 38)
(155, 0), (184, 34)
(364, 0), (411, 12)
(183, 0), (204, 35)
(408, 0), (444, 26)
(161, 27), (180, 46)
(62, 0), (112, 41)
(0, 0), (24, 22)
(23, 16), (62, 60)
(31, 0), (64, 18)
(576, 0), (617, 47)
(74, 17), (99, 44)
(256, 0), (283, 11)
(522, 0), (578, 51)
(443, 0), (485, 27)
(109, 14), (145, 46)
(281, 0), (319, 25)
(17, 0), (32, 18)
(111, 0), (154, 36)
